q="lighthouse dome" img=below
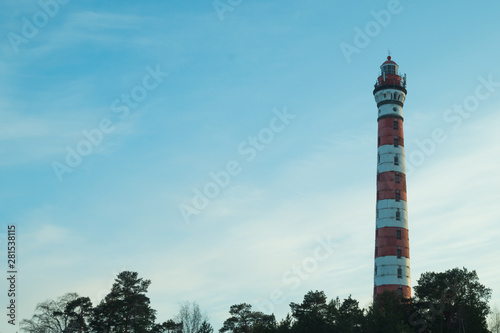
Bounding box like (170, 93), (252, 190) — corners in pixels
(381, 56), (398, 75)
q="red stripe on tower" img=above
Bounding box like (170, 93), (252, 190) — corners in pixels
(373, 56), (411, 299)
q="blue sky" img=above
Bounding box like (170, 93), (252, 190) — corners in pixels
(1, 0), (500, 330)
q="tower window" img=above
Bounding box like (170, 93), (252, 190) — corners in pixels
(393, 107), (397, 112)
(395, 172), (400, 183)
(376, 209), (379, 218)
(396, 229), (401, 239)
(397, 267), (402, 279)
(383, 65), (396, 75)
(394, 137), (398, 147)
(375, 265), (378, 275)
(375, 247), (378, 256)
(395, 190), (400, 201)
(396, 209), (401, 220)
(378, 153), (380, 163)
(398, 286), (403, 295)
(393, 119), (398, 129)
(378, 137), (381, 146)
(394, 155), (399, 165)
(397, 248), (402, 258)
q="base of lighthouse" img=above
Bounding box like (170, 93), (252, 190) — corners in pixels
(374, 285), (411, 299)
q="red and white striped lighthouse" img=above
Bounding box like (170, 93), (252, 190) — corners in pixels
(373, 56), (411, 299)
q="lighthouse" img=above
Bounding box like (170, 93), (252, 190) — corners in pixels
(373, 56), (411, 298)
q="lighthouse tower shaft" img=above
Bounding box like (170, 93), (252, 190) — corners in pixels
(373, 56), (410, 298)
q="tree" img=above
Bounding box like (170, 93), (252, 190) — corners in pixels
(251, 313), (276, 333)
(489, 307), (500, 333)
(365, 291), (413, 333)
(20, 293), (82, 333)
(219, 303), (275, 333)
(289, 290), (329, 333)
(197, 320), (214, 333)
(91, 271), (157, 333)
(331, 295), (365, 333)
(220, 303), (253, 333)
(176, 301), (207, 333)
(64, 296), (93, 333)
(275, 314), (292, 333)
(152, 320), (183, 333)
(413, 267), (491, 333)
